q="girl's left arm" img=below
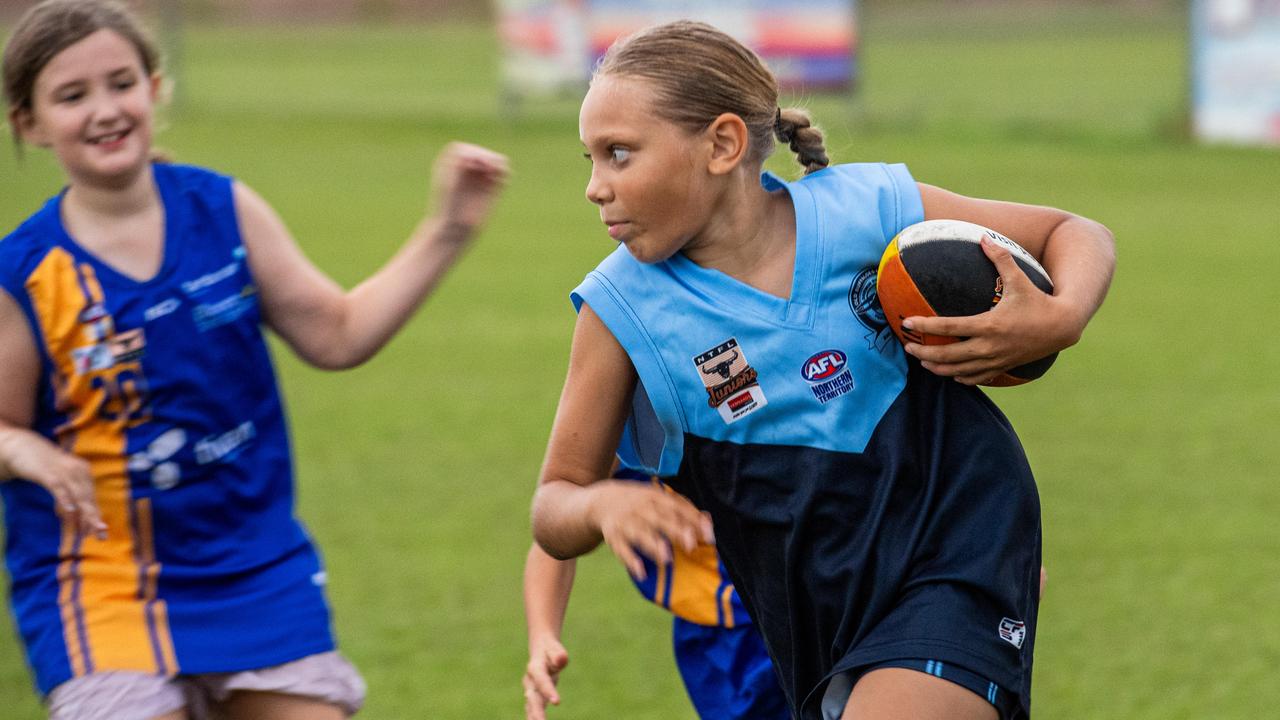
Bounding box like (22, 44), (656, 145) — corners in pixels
(237, 142), (508, 370)
(905, 183), (1117, 385)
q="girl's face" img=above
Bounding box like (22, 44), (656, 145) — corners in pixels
(579, 75), (717, 264)
(17, 29), (159, 187)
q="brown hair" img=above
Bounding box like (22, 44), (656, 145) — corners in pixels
(3, 0), (160, 150)
(594, 20), (829, 175)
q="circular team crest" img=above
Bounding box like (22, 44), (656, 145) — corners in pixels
(848, 268), (894, 352)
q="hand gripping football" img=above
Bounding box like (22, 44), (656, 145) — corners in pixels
(876, 219), (1057, 386)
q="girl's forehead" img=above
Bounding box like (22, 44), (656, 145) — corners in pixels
(38, 29), (144, 86)
(580, 76), (662, 139)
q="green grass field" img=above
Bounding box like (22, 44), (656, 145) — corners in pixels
(2, 3), (1278, 718)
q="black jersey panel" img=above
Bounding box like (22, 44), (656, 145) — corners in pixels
(669, 366), (1042, 718)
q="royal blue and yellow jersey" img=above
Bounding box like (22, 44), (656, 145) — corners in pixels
(573, 164), (1042, 719)
(614, 468), (751, 629)
(0, 163), (334, 695)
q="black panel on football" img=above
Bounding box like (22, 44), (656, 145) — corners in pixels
(899, 240), (999, 316)
(900, 239), (1054, 317)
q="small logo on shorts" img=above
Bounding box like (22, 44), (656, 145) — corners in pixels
(998, 618), (1026, 648)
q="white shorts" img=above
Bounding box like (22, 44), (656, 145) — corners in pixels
(46, 651), (366, 720)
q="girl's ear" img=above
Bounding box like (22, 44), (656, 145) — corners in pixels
(9, 107), (46, 147)
(149, 73), (163, 101)
(705, 112), (749, 176)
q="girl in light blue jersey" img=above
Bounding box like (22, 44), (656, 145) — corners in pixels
(532, 20), (1113, 720)
(0, 2), (506, 718)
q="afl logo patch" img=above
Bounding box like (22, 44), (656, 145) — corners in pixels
(801, 349), (854, 404)
(801, 350), (847, 382)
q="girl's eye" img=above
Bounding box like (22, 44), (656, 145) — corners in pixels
(113, 78), (136, 91)
(56, 91), (84, 104)
(610, 147), (630, 163)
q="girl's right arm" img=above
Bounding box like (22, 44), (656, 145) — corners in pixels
(0, 290), (105, 539)
(522, 543), (575, 720)
(531, 304), (712, 578)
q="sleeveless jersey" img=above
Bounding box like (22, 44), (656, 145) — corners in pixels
(614, 468), (751, 628)
(572, 164), (1041, 718)
(0, 164), (334, 695)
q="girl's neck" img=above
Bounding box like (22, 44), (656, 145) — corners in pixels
(64, 162), (158, 220)
(684, 171), (796, 299)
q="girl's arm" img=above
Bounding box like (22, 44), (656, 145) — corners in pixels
(532, 304), (712, 577)
(907, 183), (1117, 385)
(0, 290), (105, 538)
(522, 543), (575, 720)
(237, 142), (508, 370)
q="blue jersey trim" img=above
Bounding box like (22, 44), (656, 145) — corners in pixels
(571, 276), (686, 477)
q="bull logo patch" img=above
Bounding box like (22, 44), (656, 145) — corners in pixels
(693, 338), (767, 424)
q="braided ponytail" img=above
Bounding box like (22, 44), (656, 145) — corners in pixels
(774, 108), (829, 175)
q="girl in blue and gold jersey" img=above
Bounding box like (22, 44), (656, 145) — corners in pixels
(0, 2), (506, 718)
(522, 466), (789, 720)
(532, 20), (1114, 720)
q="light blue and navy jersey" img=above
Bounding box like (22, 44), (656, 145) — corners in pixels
(573, 164), (1041, 719)
(614, 468), (751, 629)
(0, 164), (333, 695)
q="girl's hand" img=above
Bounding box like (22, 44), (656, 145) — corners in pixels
(0, 429), (105, 540)
(431, 142), (510, 231)
(902, 237), (1085, 386)
(523, 633), (570, 720)
(586, 480), (714, 580)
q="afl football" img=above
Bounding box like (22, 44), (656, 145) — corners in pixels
(876, 219), (1057, 386)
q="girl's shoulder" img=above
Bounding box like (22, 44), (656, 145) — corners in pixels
(150, 162), (240, 221)
(0, 195), (64, 278)
(151, 161), (235, 194)
(785, 162), (923, 239)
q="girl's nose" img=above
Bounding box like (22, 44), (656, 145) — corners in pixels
(585, 169), (612, 206)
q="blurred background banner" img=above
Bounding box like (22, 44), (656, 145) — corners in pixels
(497, 0), (590, 96)
(494, 0), (858, 101)
(1191, 0), (1280, 146)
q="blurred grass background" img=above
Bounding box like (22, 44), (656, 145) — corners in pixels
(2, 2), (1278, 718)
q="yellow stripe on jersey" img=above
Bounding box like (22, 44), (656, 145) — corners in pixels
(718, 582), (736, 630)
(667, 542), (726, 627)
(25, 249), (175, 676)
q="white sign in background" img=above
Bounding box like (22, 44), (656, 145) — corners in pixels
(1192, 0), (1280, 146)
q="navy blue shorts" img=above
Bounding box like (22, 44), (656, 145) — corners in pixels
(672, 617), (789, 720)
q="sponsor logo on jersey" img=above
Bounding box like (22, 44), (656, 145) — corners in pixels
(693, 338), (768, 424)
(800, 349), (855, 404)
(195, 421), (256, 465)
(192, 285), (256, 332)
(999, 617), (1026, 648)
(109, 328), (146, 363)
(77, 302), (108, 324)
(144, 298), (181, 322)
(182, 261), (240, 295)
(71, 343), (115, 374)
(848, 267), (895, 352)
(70, 328), (147, 374)
(128, 428), (187, 490)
